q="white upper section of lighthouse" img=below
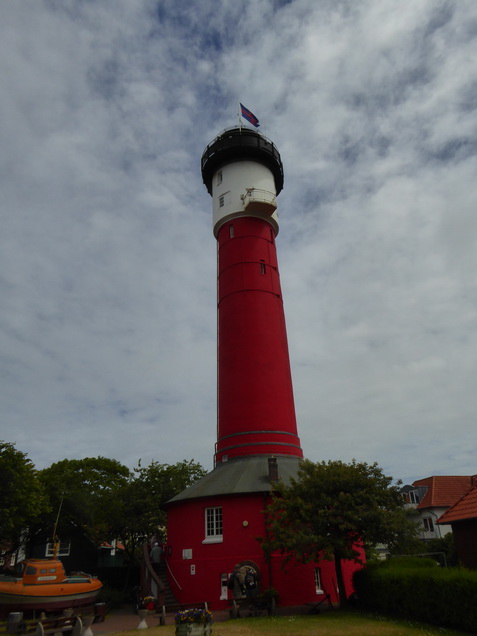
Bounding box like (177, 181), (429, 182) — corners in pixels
(201, 126), (284, 237)
(211, 160), (279, 237)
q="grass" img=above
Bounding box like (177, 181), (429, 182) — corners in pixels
(102, 609), (472, 636)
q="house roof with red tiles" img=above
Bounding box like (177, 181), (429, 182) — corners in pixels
(412, 475), (472, 509)
(438, 482), (477, 524)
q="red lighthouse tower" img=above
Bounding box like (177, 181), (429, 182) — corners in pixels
(165, 127), (358, 610)
(204, 127), (302, 464)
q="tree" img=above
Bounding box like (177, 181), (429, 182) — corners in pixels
(264, 458), (418, 606)
(0, 441), (49, 551)
(103, 458), (206, 590)
(387, 531), (458, 567)
(35, 456), (206, 568)
(37, 457), (132, 546)
(108, 459), (207, 564)
(424, 533), (457, 567)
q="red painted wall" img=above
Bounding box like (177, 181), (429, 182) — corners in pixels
(166, 492), (361, 609)
(216, 217), (302, 462)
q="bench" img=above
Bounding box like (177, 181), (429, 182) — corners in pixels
(159, 601), (209, 627)
(6, 614), (33, 635)
(229, 596), (273, 619)
(7, 615), (83, 636)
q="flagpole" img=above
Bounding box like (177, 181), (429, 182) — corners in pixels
(238, 100), (242, 131)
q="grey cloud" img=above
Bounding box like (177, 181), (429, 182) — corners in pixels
(1, 0), (476, 484)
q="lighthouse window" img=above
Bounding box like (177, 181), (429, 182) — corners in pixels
(260, 262), (266, 274)
(217, 170), (223, 185)
(314, 568), (323, 594)
(219, 195), (225, 207)
(229, 225), (234, 238)
(203, 506), (223, 543)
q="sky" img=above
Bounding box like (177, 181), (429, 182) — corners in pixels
(1, 0), (476, 486)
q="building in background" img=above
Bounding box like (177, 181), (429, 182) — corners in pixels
(438, 477), (477, 569)
(402, 475), (473, 540)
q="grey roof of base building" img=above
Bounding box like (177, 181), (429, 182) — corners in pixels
(166, 455), (304, 506)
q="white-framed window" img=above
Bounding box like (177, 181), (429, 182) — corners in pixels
(46, 539), (71, 557)
(409, 490), (420, 504)
(423, 517), (434, 533)
(203, 507), (223, 543)
(314, 567), (323, 594)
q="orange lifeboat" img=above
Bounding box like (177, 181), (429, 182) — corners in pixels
(0, 558), (102, 616)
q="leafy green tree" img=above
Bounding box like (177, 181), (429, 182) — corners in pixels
(385, 519), (428, 559)
(35, 456), (205, 566)
(424, 533), (457, 567)
(389, 532), (458, 567)
(28, 454), (205, 589)
(0, 441), (49, 551)
(100, 458), (206, 590)
(264, 459), (417, 606)
(108, 459), (207, 564)
(37, 457), (131, 546)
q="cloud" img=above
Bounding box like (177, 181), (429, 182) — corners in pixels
(1, 0), (476, 484)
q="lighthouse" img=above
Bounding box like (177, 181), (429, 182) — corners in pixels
(165, 126), (359, 609)
(203, 127), (302, 464)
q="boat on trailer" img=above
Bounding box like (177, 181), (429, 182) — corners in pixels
(0, 557), (102, 616)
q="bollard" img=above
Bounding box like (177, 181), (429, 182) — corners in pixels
(137, 609), (148, 629)
(7, 612), (24, 635)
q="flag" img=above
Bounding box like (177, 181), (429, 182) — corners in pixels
(240, 103), (260, 128)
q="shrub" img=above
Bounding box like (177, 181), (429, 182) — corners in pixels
(376, 557), (439, 569)
(353, 561), (477, 633)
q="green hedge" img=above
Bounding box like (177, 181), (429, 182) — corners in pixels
(353, 560), (477, 633)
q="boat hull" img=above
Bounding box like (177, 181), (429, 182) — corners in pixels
(0, 581), (102, 616)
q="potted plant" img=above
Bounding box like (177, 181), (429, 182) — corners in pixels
(174, 608), (213, 635)
(137, 594), (156, 628)
(142, 596), (156, 611)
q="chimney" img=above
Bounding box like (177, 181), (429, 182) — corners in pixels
(268, 456), (278, 482)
